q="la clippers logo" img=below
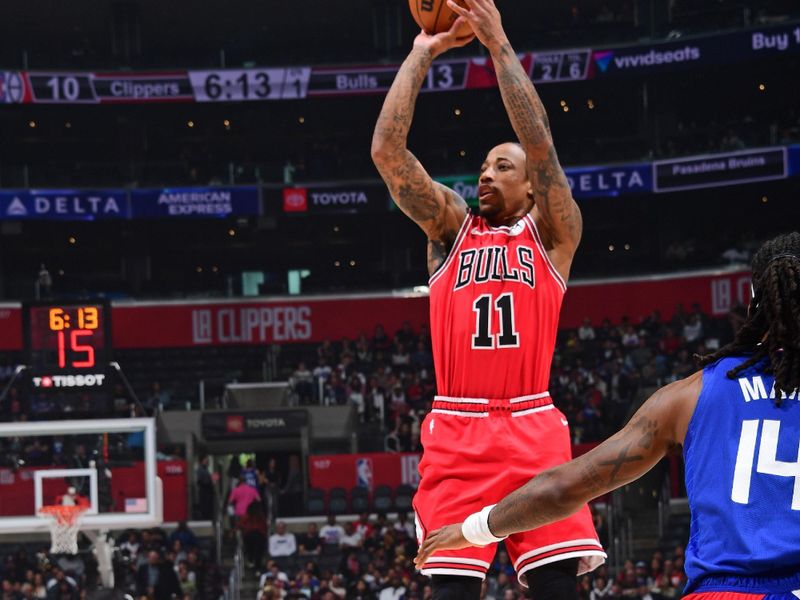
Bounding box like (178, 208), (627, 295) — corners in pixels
(283, 188), (308, 213)
(226, 415), (245, 434)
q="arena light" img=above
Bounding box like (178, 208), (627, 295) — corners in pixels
(624, 243), (631, 251)
(195, 266), (203, 273)
(758, 83), (766, 91)
(187, 120), (194, 128)
(64, 121), (72, 129)
(761, 196), (769, 203)
(349, 260), (356, 267)
(608, 244), (615, 252)
(587, 99), (595, 109)
(68, 236), (76, 245)
(227, 228), (236, 236)
(454, 108), (462, 116)
(298, 116), (305, 124)
(459, 150), (466, 157)
(334, 260), (341, 267)
(28, 120), (36, 128)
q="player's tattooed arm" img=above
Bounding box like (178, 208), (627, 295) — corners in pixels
(492, 43), (582, 272)
(372, 46), (468, 274)
(447, 0), (581, 279)
(484, 373), (701, 538)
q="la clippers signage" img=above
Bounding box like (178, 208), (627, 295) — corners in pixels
(202, 410), (309, 439)
(0, 190), (129, 220)
(0, 268), (753, 351)
(281, 184), (386, 214)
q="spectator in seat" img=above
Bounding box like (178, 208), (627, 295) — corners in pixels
(291, 362), (314, 404)
(169, 521), (198, 549)
(268, 521), (297, 558)
(320, 515), (345, 547)
(393, 513), (414, 539)
(176, 561), (196, 598)
(297, 522), (322, 557)
(136, 550), (181, 600)
(340, 522), (363, 550)
(395, 321), (417, 349)
(372, 324), (391, 353)
(578, 317), (596, 341)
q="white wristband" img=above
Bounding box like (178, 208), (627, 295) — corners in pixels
(461, 504), (507, 546)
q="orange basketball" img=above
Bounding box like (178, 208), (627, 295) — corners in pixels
(409, 0), (472, 37)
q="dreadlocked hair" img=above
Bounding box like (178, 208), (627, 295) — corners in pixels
(698, 231), (800, 404)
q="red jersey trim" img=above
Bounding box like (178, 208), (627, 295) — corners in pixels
(428, 212), (473, 287)
(523, 214), (567, 293)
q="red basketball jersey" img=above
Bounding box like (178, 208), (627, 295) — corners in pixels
(429, 213), (566, 399)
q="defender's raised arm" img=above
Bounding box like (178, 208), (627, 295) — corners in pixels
(371, 27), (471, 275)
(448, 0), (582, 279)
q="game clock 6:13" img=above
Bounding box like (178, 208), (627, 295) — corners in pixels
(24, 303), (111, 373)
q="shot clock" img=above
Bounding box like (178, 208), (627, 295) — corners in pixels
(23, 302), (112, 389)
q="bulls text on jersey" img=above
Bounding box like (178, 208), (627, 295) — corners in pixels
(454, 245), (536, 291)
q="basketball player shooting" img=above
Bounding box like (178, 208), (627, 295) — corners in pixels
(417, 232), (800, 600)
(371, 0), (604, 598)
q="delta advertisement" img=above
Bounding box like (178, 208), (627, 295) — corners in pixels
(0, 190), (129, 220)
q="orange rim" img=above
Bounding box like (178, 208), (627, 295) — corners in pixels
(39, 505), (88, 525)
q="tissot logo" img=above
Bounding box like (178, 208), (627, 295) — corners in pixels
(283, 188), (308, 212)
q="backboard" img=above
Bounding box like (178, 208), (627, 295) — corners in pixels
(0, 417), (162, 534)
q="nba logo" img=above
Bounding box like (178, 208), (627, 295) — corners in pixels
(356, 458), (373, 490)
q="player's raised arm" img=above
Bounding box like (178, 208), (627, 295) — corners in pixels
(448, 0), (582, 280)
(414, 372), (701, 565)
(371, 25), (472, 275)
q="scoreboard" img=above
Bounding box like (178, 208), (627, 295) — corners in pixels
(1, 50), (592, 105)
(23, 302), (112, 390)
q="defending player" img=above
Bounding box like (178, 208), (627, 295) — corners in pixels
(416, 232), (800, 600)
(371, 0), (604, 597)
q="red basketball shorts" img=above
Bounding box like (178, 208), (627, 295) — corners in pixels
(413, 393), (606, 586)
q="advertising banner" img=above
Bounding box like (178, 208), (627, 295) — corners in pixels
(202, 410), (309, 439)
(111, 295), (431, 348)
(281, 184), (388, 214)
(308, 446), (600, 494)
(0, 268), (753, 351)
(131, 186), (261, 219)
(0, 190), (129, 220)
(591, 22), (800, 77)
(309, 452), (422, 492)
(653, 147), (787, 192)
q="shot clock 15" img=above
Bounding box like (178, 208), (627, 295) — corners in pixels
(23, 302), (112, 388)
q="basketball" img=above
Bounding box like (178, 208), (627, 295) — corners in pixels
(409, 0), (472, 37)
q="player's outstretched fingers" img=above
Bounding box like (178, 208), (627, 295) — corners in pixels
(446, 0), (470, 22)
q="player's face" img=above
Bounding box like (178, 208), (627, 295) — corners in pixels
(478, 143), (532, 220)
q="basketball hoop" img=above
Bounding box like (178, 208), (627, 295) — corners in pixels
(38, 505), (88, 554)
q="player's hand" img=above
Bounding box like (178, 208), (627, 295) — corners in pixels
(414, 523), (473, 567)
(446, 0), (507, 54)
(412, 17), (475, 59)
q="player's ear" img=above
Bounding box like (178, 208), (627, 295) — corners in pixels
(526, 185), (534, 200)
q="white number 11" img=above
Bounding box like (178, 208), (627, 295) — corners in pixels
(731, 419), (800, 510)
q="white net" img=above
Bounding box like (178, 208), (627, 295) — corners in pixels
(39, 506), (87, 554)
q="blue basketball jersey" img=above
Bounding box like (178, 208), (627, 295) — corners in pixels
(684, 355), (800, 595)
